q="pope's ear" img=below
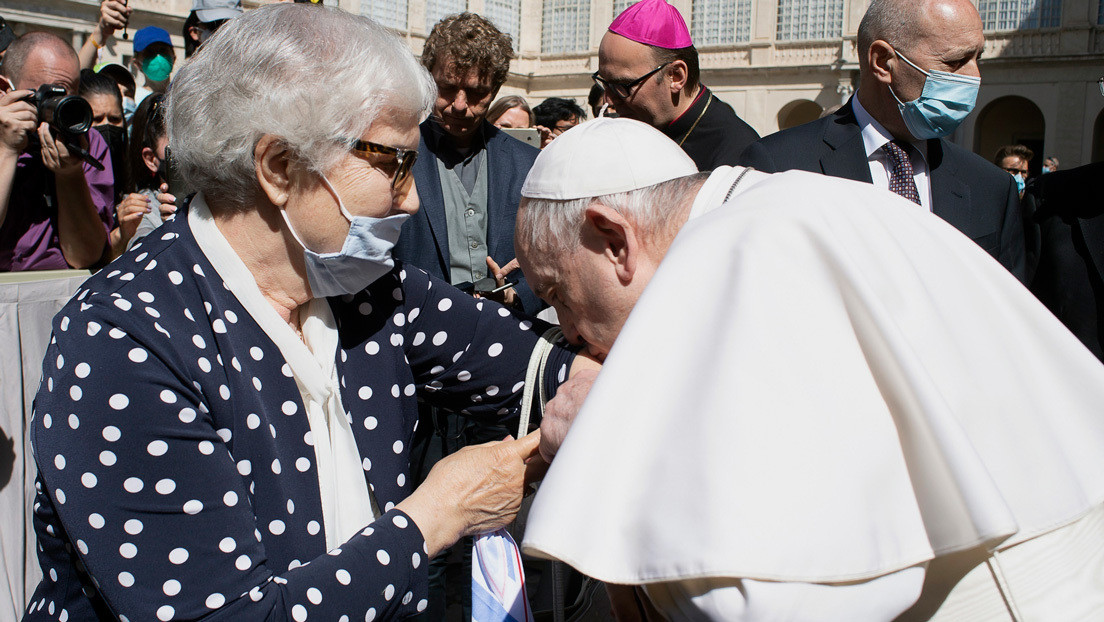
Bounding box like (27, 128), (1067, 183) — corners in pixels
(254, 134), (291, 207)
(583, 202), (638, 283)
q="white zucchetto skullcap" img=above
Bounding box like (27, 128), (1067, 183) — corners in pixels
(520, 117), (698, 200)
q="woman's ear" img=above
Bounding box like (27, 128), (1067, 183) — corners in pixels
(254, 134), (291, 207)
(141, 146), (159, 175)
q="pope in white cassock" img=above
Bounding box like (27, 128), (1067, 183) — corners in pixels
(514, 118), (1104, 621)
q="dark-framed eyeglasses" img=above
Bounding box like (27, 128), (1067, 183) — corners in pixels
(591, 62), (670, 100)
(349, 139), (418, 190)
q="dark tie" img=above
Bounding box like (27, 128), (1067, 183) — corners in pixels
(882, 140), (921, 205)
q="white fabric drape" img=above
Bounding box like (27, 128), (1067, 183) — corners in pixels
(190, 196), (376, 551)
(523, 168), (1104, 589)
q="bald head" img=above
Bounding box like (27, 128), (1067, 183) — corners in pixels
(857, 0), (983, 70)
(1, 32), (80, 94)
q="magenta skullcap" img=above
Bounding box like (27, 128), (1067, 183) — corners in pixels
(608, 0), (693, 49)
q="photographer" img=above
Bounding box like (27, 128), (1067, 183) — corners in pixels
(0, 32), (114, 271)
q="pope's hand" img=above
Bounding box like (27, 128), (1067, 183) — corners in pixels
(540, 368), (597, 463)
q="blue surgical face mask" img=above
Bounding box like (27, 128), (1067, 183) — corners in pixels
(1042, 166), (1051, 174)
(1013, 172), (1025, 195)
(280, 175), (410, 298)
(123, 97), (137, 122)
(888, 49), (980, 140)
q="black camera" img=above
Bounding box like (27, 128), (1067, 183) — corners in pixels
(25, 85), (93, 138)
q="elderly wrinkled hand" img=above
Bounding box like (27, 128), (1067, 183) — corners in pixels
(540, 368), (598, 463)
(398, 431), (541, 557)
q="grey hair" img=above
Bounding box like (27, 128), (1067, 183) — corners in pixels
(166, 3), (435, 211)
(517, 173), (710, 253)
(857, 0), (915, 70)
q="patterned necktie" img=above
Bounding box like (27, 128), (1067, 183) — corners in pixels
(882, 140), (921, 205)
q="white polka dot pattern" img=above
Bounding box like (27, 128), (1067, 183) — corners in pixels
(26, 220), (572, 622)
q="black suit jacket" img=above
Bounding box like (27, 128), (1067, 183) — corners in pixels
(394, 119), (543, 314)
(1023, 163), (1104, 362)
(739, 99), (1026, 282)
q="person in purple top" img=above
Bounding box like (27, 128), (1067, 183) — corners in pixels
(0, 32), (114, 271)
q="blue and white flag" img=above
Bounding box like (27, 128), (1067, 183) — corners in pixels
(472, 528), (533, 622)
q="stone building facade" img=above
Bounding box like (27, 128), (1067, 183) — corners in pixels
(7, 0), (1104, 169)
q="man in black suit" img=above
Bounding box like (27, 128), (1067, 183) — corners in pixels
(1024, 162), (1104, 362)
(740, 0), (1025, 282)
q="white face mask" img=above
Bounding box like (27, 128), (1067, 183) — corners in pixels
(280, 175), (409, 298)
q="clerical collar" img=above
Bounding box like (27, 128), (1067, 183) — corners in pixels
(665, 85), (710, 146)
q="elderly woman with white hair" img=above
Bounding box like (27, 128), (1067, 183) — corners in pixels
(24, 5), (595, 621)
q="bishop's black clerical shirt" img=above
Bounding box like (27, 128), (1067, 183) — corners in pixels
(663, 86), (760, 172)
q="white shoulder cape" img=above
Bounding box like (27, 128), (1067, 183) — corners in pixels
(522, 167), (1104, 584)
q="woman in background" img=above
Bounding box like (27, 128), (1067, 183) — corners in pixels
(105, 93), (175, 258)
(486, 94), (534, 129)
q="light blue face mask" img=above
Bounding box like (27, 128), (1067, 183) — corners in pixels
(280, 175), (409, 298)
(889, 49), (980, 140)
(123, 97), (137, 122)
(1013, 172), (1025, 195)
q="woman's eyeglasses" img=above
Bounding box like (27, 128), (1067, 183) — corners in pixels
(349, 139), (418, 190)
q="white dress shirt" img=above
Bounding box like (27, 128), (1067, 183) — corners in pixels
(852, 96), (933, 212)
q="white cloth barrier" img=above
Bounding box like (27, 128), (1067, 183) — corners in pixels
(0, 270), (88, 622)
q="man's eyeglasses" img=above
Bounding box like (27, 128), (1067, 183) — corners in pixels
(349, 139), (418, 190)
(591, 63), (670, 100)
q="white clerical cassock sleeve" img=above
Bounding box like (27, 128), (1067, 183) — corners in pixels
(521, 168), (1104, 593)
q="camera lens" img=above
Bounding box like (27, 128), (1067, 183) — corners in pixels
(40, 94), (93, 136)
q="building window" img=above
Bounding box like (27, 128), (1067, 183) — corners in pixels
(542, 0), (591, 54)
(693, 0), (752, 45)
(484, 0), (521, 50)
(360, 0), (407, 31)
(775, 0), (843, 41)
(425, 0), (466, 34)
(978, 0), (1061, 30)
(612, 0), (637, 17)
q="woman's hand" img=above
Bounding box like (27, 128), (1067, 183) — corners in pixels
(397, 431), (542, 558)
(155, 183), (177, 221)
(115, 193), (150, 243)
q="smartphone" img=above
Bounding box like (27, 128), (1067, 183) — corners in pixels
(500, 127), (540, 148)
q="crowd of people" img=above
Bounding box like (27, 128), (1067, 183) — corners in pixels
(3, 0), (1104, 620)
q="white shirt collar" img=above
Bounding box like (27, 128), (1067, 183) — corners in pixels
(852, 96), (927, 164)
